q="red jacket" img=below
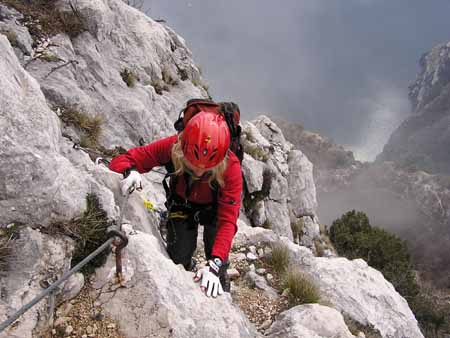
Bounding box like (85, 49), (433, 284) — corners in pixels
(109, 135), (242, 261)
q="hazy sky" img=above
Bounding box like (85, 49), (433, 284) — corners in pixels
(142, 0), (450, 161)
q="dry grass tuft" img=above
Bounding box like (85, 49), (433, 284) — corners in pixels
(59, 106), (103, 148)
(267, 242), (290, 274)
(49, 194), (111, 275)
(282, 269), (320, 306)
(1, 0), (87, 40)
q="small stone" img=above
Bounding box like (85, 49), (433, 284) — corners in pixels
(258, 319), (272, 330)
(249, 245), (257, 254)
(10, 207), (16, 211)
(239, 247), (246, 252)
(249, 264), (256, 271)
(246, 252), (258, 261)
(82, 335), (88, 338)
(51, 329), (56, 335)
(256, 268), (266, 275)
(107, 323), (116, 329)
(234, 253), (247, 261)
(86, 326), (93, 334)
(357, 332), (366, 338)
(257, 248), (264, 257)
(65, 325), (73, 335)
(94, 301), (101, 307)
(54, 316), (69, 327)
(266, 273), (274, 281)
(92, 311), (104, 321)
(227, 268), (240, 280)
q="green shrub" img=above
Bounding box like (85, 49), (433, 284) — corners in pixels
(267, 242), (290, 274)
(330, 210), (418, 300)
(120, 68), (137, 87)
(314, 239), (325, 257)
(282, 269), (320, 305)
(177, 68), (189, 81)
(50, 194), (111, 275)
(410, 287), (450, 337)
(245, 144), (269, 161)
(39, 51), (61, 62)
(151, 79), (168, 95)
(162, 68), (178, 86)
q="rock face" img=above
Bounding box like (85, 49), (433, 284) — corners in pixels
(92, 224), (260, 338)
(0, 35), (90, 225)
(377, 42), (450, 175)
(0, 228), (73, 338)
(241, 116), (319, 247)
(266, 304), (355, 338)
(273, 118), (357, 171)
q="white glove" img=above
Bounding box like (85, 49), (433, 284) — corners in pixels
(121, 170), (142, 196)
(193, 261), (224, 298)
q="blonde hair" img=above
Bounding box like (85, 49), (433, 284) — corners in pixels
(171, 133), (228, 188)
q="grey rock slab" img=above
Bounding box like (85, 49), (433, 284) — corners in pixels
(241, 154), (265, 194)
(283, 239), (424, 338)
(92, 224), (261, 338)
(0, 36), (90, 225)
(288, 149), (318, 217)
(264, 200), (292, 240)
(0, 228), (73, 338)
(267, 304), (355, 338)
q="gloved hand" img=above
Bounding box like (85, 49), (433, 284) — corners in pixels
(193, 259), (224, 298)
(121, 170), (142, 196)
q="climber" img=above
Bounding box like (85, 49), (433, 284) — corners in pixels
(108, 104), (242, 298)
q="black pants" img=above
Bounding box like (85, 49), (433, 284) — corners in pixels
(164, 206), (231, 291)
(166, 217), (215, 269)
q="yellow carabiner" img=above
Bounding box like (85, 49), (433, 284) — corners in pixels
(143, 199), (155, 211)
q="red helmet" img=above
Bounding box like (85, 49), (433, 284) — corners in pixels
(181, 111), (230, 169)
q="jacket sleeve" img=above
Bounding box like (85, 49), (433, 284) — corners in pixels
(211, 155), (243, 261)
(109, 135), (178, 174)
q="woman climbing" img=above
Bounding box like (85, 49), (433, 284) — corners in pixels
(109, 101), (243, 298)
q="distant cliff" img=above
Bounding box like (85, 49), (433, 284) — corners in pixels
(377, 42), (450, 175)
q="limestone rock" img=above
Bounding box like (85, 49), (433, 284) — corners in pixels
(59, 273), (85, 304)
(92, 224), (261, 338)
(377, 42), (450, 175)
(0, 36), (90, 225)
(288, 149), (317, 217)
(244, 271), (279, 300)
(0, 228), (73, 338)
(266, 304), (354, 338)
(241, 154), (264, 194)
